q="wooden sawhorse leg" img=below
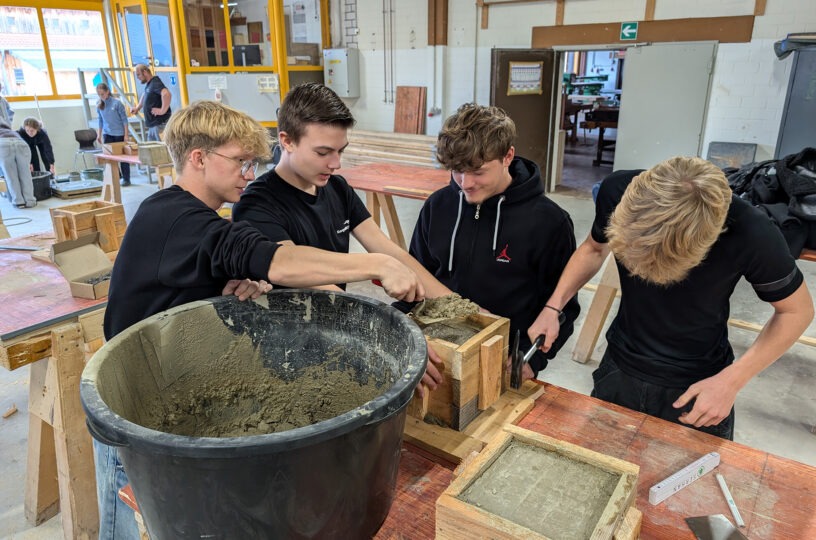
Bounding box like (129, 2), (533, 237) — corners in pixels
(572, 254), (620, 364)
(365, 191), (408, 250)
(26, 323), (100, 539)
(100, 161), (122, 204)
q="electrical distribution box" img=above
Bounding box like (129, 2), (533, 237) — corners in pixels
(323, 48), (360, 98)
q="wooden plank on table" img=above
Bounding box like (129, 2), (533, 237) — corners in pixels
(403, 416), (486, 464)
(53, 215), (71, 241)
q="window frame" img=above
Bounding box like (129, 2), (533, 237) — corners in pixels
(2, 0), (112, 102)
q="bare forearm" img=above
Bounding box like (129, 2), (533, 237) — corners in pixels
(268, 245), (387, 287)
(725, 283), (814, 389)
(386, 246), (452, 298)
(546, 239), (609, 309)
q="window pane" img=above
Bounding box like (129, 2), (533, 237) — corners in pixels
(283, 0), (322, 67)
(0, 6), (53, 96)
(185, 0), (228, 67)
(230, 0), (273, 68)
(43, 9), (109, 95)
(147, 0), (176, 68)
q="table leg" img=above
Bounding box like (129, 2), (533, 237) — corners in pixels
(375, 193), (407, 250)
(593, 126), (606, 167)
(366, 192), (381, 227)
(571, 254), (620, 364)
(26, 324), (99, 538)
(100, 162), (122, 204)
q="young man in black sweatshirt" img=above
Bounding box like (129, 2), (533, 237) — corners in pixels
(410, 103), (581, 383)
(98, 100), (425, 540)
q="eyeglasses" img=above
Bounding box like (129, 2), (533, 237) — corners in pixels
(207, 150), (260, 176)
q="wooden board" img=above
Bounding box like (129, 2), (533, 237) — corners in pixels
(340, 163), (450, 200)
(394, 86), (427, 134)
(404, 380), (544, 464)
(436, 424), (639, 540)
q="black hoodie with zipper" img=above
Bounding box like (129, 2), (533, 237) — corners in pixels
(410, 156), (580, 374)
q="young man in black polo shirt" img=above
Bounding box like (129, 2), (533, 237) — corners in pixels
(529, 157), (814, 439)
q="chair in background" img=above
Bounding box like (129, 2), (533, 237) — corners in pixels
(72, 129), (102, 172)
(706, 142), (758, 170)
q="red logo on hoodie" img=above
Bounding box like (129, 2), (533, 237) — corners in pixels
(496, 244), (511, 263)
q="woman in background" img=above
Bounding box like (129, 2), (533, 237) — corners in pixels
(18, 117), (55, 174)
(96, 82), (131, 186)
(0, 119), (36, 208)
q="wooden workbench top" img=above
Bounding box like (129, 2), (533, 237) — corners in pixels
(377, 382), (816, 539)
(0, 232), (105, 344)
(338, 163), (451, 201)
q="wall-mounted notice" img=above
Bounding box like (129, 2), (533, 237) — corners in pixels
(257, 74), (279, 94)
(507, 61), (543, 96)
(208, 75), (228, 90)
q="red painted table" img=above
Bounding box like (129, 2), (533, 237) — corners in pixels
(338, 163), (450, 249)
(376, 383), (816, 539)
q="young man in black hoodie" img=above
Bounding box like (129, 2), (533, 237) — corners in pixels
(410, 103), (580, 383)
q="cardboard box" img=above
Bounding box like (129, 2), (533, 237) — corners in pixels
(50, 233), (113, 299)
(103, 141), (124, 155)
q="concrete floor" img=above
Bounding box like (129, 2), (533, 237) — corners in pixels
(1, 170), (814, 539)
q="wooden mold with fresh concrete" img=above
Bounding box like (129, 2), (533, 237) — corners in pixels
(436, 424), (641, 540)
(409, 311), (510, 431)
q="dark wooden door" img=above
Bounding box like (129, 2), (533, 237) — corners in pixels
(490, 49), (557, 178)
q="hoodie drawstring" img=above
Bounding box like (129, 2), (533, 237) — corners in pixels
(448, 191), (464, 272)
(492, 195), (505, 254)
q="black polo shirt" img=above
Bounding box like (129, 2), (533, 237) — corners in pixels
(593, 170), (803, 387)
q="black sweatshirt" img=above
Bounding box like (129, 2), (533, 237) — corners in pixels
(17, 127), (54, 172)
(410, 156), (580, 373)
(103, 186), (279, 339)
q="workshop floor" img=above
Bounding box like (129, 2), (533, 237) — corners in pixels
(1, 169), (814, 539)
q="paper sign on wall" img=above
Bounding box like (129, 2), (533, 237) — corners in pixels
(257, 75), (279, 94)
(208, 75), (227, 90)
(507, 61), (543, 96)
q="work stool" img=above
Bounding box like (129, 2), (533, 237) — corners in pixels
(73, 129), (102, 171)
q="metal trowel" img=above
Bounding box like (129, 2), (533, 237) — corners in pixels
(685, 515), (748, 540)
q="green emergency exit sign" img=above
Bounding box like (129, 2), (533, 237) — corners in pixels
(620, 22), (638, 41)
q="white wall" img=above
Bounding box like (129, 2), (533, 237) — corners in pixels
(346, 0), (816, 161)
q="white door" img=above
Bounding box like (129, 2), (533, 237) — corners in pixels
(614, 42), (716, 170)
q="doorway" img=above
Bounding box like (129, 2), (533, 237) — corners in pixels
(552, 42), (717, 195)
(556, 48), (623, 197)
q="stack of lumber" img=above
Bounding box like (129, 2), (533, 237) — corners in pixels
(343, 130), (439, 169)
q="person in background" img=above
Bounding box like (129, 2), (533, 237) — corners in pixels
(409, 103), (581, 384)
(0, 84), (12, 126)
(96, 82), (131, 186)
(98, 99), (425, 540)
(0, 119), (36, 208)
(17, 117), (55, 175)
(129, 64), (172, 141)
(529, 157), (814, 439)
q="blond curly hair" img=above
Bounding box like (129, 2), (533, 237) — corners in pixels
(163, 100), (272, 173)
(606, 156), (732, 285)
